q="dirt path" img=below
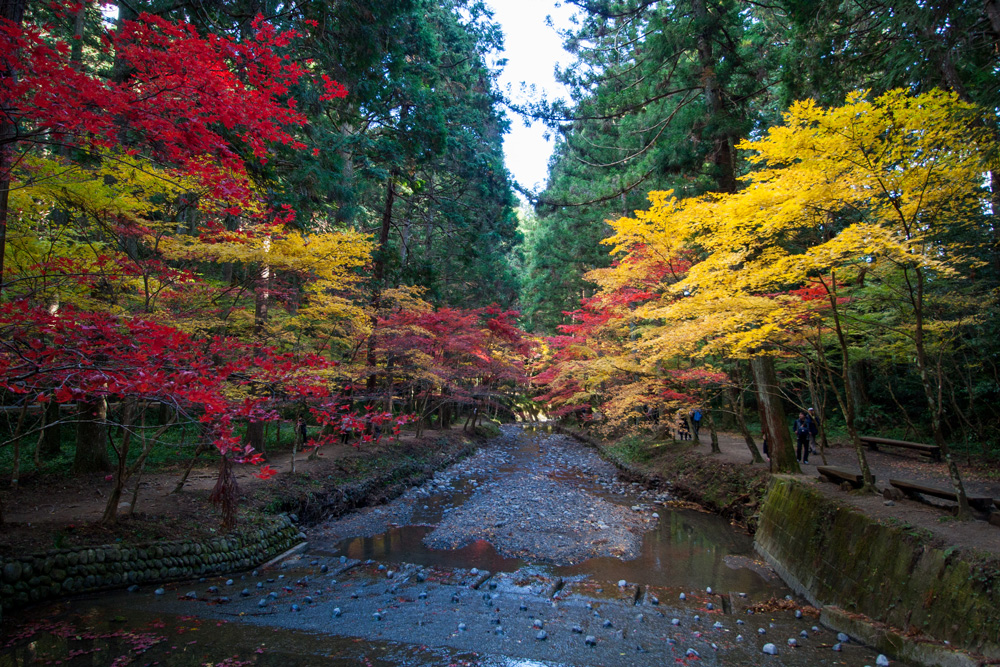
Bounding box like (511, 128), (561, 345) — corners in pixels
(0, 431), (466, 557)
(697, 430), (1000, 556)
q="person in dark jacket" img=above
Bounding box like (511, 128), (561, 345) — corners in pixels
(794, 412), (810, 464)
(807, 407), (820, 454)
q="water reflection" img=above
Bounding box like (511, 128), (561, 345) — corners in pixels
(323, 425), (781, 593)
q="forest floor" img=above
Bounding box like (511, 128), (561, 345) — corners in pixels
(0, 429), (478, 559)
(685, 430), (1000, 557)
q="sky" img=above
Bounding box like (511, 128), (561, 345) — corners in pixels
(482, 0), (577, 195)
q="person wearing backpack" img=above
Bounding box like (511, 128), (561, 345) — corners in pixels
(794, 412), (811, 464)
(807, 407), (820, 455)
(691, 408), (703, 438)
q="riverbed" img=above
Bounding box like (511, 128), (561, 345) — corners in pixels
(0, 425), (905, 666)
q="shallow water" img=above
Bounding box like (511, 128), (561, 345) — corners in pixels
(330, 425), (779, 596)
(0, 425), (905, 667)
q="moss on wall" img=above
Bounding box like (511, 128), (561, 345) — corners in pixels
(756, 478), (1000, 658)
(0, 515), (302, 616)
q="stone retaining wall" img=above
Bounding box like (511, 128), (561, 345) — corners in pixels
(756, 477), (1000, 661)
(0, 515), (302, 615)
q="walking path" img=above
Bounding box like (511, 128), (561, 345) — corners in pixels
(704, 430), (1000, 556)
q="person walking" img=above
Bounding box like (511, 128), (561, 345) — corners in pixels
(807, 407), (820, 455)
(691, 408), (703, 438)
(794, 412), (811, 464)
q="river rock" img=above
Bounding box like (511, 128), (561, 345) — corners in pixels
(837, 632), (850, 642)
(876, 655), (890, 666)
(536, 630), (547, 640)
(763, 643), (778, 655)
(585, 635), (596, 646)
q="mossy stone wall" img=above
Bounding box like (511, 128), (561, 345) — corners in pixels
(756, 478), (1000, 658)
(0, 515), (302, 615)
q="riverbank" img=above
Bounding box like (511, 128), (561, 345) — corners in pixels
(555, 424), (1000, 665)
(0, 429), (483, 615)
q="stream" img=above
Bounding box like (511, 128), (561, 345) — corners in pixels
(0, 425), (905, 666)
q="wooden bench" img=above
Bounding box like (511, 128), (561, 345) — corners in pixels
(888, 479), (994, 512)
(859, 435), (942, 462)
(817, 466), (873, 489)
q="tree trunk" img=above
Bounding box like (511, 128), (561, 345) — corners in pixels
(706, 409), (720, 454)
(366, 176), (395, 393)
(750, 355), (797, 474)
(74, 397), (111, 473)
(692, 0), (737, 194)
(725, 371), (764, 463)
(0, 0), (29, 297)
(244, 421), (265, 456)
(40, 400), (63, 460)
(909, 267), (972, 519)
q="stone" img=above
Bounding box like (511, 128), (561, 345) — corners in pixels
(671, 618), (680, 626)
(736, 635), (744, 642)
(713, 621), (723, 629)
(154, 588), (165, 595)
(650, 596), (659, 605)
(258, 599), (267, 608)
(127, 585), (139, 593)
(693, 615), (700, 621)
(458, 623), (467, 631)
(536, 630), (548, 641)
(304, 596), (313, 604)
(794, 609), (802, 618)
(373, 612), (382, 620)
(226, 579), (234, 586)
(758, 628), (766, 635)
(241, 588), (250, 597)
(257, 582), (263, 589)
(787, 638), (797, 646)
(706, 602), (714, 610)
(800, 630), (808, 637)
(3, 562), (23, 583)
(418, 591), (427, 599)
(320, 564), (329, 573)
(679, 593), (686, 600)
(585, 635), (596, 646)
(832, 643), (842, 651)
(617, 579), (627, 587)
(706, 587), (712, 594)
(876, 655), (890, 666)
(686, 649), (699, 658)
(333, 607), (342, 617)
(533, 619), (544, 629)
(763, 643), (778, 655)
(185, 591), (198, 599)
(602, 619), (612, 628)
(837, 632), (850, 642)
(571, 625), (583, 634)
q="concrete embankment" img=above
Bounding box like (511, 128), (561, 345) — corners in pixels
(756, 477), (1000, 665)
